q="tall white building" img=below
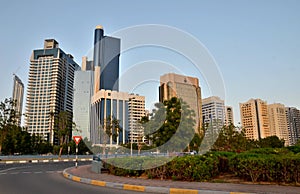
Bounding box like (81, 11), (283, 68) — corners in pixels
(202, 96), (225, 126)
(12, 74), (24, 126)
(73, 57), (94, 140)
(25, 39), (79, 144)
(268, 103), (290, 146)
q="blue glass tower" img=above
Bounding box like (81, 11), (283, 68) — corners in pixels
(93, 25), (120, 91)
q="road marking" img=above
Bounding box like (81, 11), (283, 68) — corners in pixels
(31, 160), (38, 163)
(43, 160), (49, 163)
(170, 188), (198, 194)
(72, 176), (81, 182)
(53, 159), (59, 162)
(91, 180), (106, 186)
(63, 159), (69, 162)
(5, 161), (14, 164)
(0, 167), (17, 173)
(34, 171), (43, 174)
(22, 172), (31, 174)
(19, 160), (27, 164)
(0, 173), (7, 175)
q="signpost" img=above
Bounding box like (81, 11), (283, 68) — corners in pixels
(73, 136), (82, 168)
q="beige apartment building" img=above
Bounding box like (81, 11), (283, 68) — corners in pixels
(239, 99), (270, 140)
(159, 73), (202, 133)
(268, 103), (290, 146)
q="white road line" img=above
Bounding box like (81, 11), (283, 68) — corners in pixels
(0, 173), (7, 175)
(31, 160), (38, 163)
(34, 171), (43, 174)
(42, 160), (49, 163)
(10, 172), (19, 175)
(5, 161), (14, 164)
(63, 159), (69, 162)
(53, 159), (59, 162)
(19, 161), (27, 164)
(0, 167), (17, 173)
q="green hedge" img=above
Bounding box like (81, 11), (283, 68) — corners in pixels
(104, 149), (300, 184)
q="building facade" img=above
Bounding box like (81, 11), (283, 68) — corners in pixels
(73, 58), (94, 140)
(239, 99), (270, 140)
(93, 25), (120, 91)
(25, 39), (79, 144)
(268, 103), (290, 146)
(286, 107), (300, 145)
(225, 106), (234, 126)
(202, 96), (225, 126)
(12, 74), (24, 126)
(91, 90), (145, 146)
(159, 73), (202, 133)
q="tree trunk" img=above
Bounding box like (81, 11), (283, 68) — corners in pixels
(58, 146), (63, 159)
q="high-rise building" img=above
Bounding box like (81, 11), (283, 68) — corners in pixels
(12, 74), (24, 126)
(202, 96), (225, 126)
(225, 106), (234, 126)
(286, 107), (300, 145)
(268, 103), (290, 146)
(159, 73), (202, 133)
(128, 95), (146, 143)
(73, 57), (94, 140)
(25, 39), (79, 144)
(239, 99), (270, 140)
(93, 25), (120, 91)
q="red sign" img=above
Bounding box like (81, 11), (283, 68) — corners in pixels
(73, 136), (82, 145)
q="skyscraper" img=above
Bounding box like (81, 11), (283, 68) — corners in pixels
(239, 99), (270, 140)
(159, 73), (202, 133)
(93, 25), (120, 91)
(268, 103), (290, 146)
(73, 57), (94, 140)
(286, 107), (300, 145)
(202, 96), (225, 126)
(225, 106), (234, 126)
(12, 74), (24, 126)
(25, 39), (79, 144)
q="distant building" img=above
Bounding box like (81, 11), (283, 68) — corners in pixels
(239, 99), (270, 140)
(286, 107), (300, 145)
(202, 96), (225, 126)
(225, 106), (234, 126)
(93, 25), (120, 91)
(159, 73), (202, 133)
(25, 39), (80, 144)
(12, 74), (24, 126)
(73, 57), (94, 140)
(268, 103), (290, 146)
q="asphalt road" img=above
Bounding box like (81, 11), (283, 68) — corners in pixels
(0, 162), (149, 194)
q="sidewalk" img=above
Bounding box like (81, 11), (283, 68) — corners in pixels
(64, 165), (300, 194)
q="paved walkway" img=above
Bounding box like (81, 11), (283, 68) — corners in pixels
(64, 165), (300, 194)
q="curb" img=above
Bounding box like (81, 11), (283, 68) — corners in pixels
(0, 158), (92, 164)
(63, 167), (255, 194)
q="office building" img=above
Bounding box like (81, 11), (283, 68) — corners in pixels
(12, 74), (24, 126)
(225, 106), (234, 126)
(91, 90), (145, 146)
(239, 99), (270, 140)
(286, 107), (300, 145)
(25, 39), (79, 144)
(202, 96), (225, 126)
(268, 103), (290, 146)
(73, 57), (94, 140)
(93, 25), (120, 91)
(159, 73), (202, 133)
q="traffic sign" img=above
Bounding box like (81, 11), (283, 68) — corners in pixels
(73, 136), (82, 145)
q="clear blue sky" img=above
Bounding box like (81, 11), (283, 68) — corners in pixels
(0, 0), (299, 124)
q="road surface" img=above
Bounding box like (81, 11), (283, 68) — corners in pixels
(0, 161), (149, 194)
